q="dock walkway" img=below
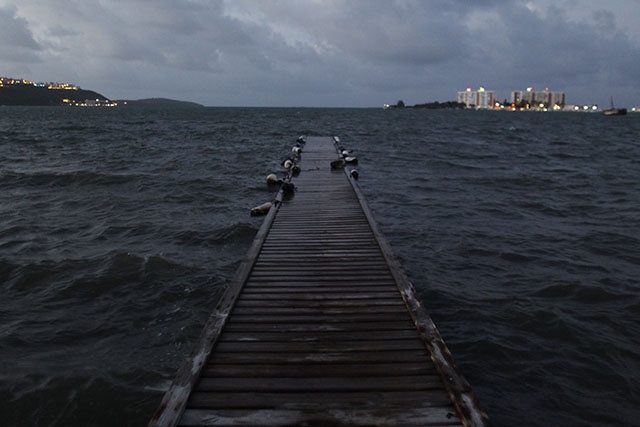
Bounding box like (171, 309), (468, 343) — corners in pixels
(150, 136), (487, 427)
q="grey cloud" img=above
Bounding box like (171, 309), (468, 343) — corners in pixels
(5, 1), (639, 107)
(0, 5), (42, 62)
(237, 1), (467, 67)
(592, 9), (617, 34)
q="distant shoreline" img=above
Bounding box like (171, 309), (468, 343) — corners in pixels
(117, 98), (204, 108)
(0, 77), (203, 108)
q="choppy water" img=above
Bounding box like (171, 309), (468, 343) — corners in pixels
(1, 106), (638, 426)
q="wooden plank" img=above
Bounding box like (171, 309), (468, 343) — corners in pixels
(212, 338), (427, 353)
(194, 375), (445, 393)
(205, 350), (431, 365)
(250, 263), (387, 270)
(235, 290), (400, 300)
(219, 315), (412, 326)
(232, 301), (403, 310)
(179, 408), (462, 427)
(245, 275), (394, 283)
(221, 320), (415, 332)
(201, 362), (438, 377)
(216, 329), (421, 342)
(257, 251), (382, 256)
(229, 310), (410, 317)
(241, 283), (395, 290)
(237, 285), (399, 294)
(187, 390), (452, 408)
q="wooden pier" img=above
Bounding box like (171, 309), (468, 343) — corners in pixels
(150, 136), (488, 427)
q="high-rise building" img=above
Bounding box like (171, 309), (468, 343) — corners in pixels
(457, 87), (496, 109)
(511, 87), (565, 109)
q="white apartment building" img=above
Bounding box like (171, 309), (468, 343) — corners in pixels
(457, 87), (496, 109)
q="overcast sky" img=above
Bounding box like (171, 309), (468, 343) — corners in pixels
(1, 0), (639, 107)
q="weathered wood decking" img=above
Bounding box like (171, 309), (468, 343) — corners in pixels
(150, 136), (488, 427)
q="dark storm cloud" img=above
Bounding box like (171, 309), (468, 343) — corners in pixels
(1, 1), (639, 106)
(0, 5), (42, 63)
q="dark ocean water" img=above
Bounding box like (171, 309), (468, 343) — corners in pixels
(0, 106), (638, 426)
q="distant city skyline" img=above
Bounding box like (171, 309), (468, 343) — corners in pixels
(457, 87), (568, 110)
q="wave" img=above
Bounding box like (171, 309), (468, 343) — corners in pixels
(531, 281), (630, 303)
(1, 169), (142, 187)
